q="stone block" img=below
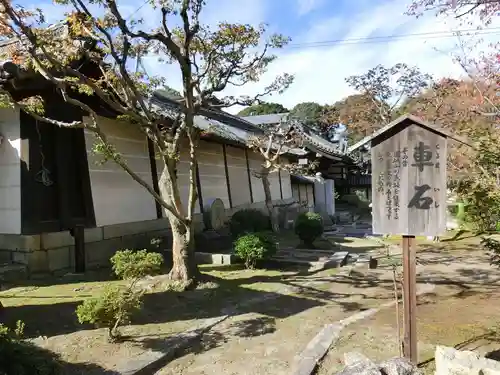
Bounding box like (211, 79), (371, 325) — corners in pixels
(84, 227), (104, 243)
(0, 249), (12, 264)
(102, 218), (170, 239)
(379, 357), (422, 375)
(335, 361), (380, 375)
(11, 251), (28, 265)
(343, 352), (372, 367)
(47, 247), (71, 272)
(85, 238), (123, 267)
(26, 249), (49, 274)
(0, 234), (40, 251)
(120, 233), (151, 251)
(68, 245), (75, 271)
(0, 263), (27, 282)
(41, 231), (74, 249)
(435, 345), (500, 375)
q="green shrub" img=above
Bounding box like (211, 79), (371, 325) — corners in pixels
(234, 232), (277, 269)
(229, 209), (271, 238)
(76, 285), (142, 341)
(0, 321), (62, 375)
(111, 249), (164, 280)
(481, 236), (500, 268)
(75, 249), (163, 341)
(294, 212), (324, 247)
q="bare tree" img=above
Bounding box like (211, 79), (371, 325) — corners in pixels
(323, 63), (433, 140)
(0, 0), (292, 285)
(247, 119), (316, 231)
(407, 0), (500, 25)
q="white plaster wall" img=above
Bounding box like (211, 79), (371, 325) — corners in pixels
(278, 161), (293, 200)
(84, 117), (295, 225)
(83, 117), (157, 227)
(226, 145), (251, 207)
(248, 152), (266, 203)
(0, 108), (21, 234)
(196, 140), (230, 209)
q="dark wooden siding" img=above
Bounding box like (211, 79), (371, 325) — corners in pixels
(20, 100), (95, 234)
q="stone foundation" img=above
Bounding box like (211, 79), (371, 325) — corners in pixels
(0, 198), (299, 276)
(0, 216), (198, 276)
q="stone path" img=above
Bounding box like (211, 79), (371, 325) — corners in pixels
(154, 259), (404, 375)
(155, 236), (497, 375)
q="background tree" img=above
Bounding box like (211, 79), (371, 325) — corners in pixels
(407, 0), (500, 25)
(323, 93), (386, 143)
(237, 101), (289, 116)
(289, 101), (324, 128)
(0, 0), (292, 285)
(407, 0), (500, 231)
(400, 78), (498, 176)
(322, 63), (432, 142)
(247, 120), (314, 232)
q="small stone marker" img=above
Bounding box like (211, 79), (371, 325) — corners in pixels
(203, 198), (227, 230)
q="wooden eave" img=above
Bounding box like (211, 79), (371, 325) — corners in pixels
(347, 113), (472, 153)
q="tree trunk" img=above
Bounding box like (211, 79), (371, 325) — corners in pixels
(168, 216), (198, 283)
(158, 164), (199, 284)
(261, 167), (279, 232)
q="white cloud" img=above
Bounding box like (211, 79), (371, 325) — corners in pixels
(219, 0), (500, 114)
(28, 0), (500, 116)
(296, 0), (325, 16)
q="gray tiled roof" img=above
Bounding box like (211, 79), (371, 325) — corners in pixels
(149, 93), (307, 157)
(242, 113), (289, 125)
(242, 113), (346, 160)
(296, 124), (345, 159)
(149, 91), (263, 144)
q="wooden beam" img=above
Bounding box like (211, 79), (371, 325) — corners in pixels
(402, 235), (418, 363)
(222, 144), (233, 208)
(147, 137), (162, 219)
(278, 169), (283, 200)
(195, 161), (204, 214)
(72, 225), (85, 273)
(245, 149), (254, 203)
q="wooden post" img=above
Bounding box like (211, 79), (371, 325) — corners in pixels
(402, 235), (417, 363)
(73, 225), (85, 273)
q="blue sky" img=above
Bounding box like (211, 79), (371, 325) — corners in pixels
(15, 0), (500, 113)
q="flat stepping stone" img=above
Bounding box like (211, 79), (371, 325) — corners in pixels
(276, 249), (339, 259)
(290, 323), (343, 375)
(272, 251), (349, 270)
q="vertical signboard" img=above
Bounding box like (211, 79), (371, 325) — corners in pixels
(371, 124), (447, 237)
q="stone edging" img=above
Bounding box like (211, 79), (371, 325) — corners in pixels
(290, 283), (436, 375)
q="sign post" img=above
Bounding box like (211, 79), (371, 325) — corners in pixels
(363, 114), (469, 363)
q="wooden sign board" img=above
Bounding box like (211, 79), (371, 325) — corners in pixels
(371, 121), (447, 236)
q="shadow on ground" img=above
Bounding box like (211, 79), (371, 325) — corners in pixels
(0, 268), (323, 339)
(1, 338), (120, 375)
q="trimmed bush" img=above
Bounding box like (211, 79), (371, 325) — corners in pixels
(111, 249), (164, 280)
(234, 232), (277, 269)
(76, 285), (142, 341)
(229, 209), (271, 238)
(76, 249), (163, 341)
(294, 212), (324, 247)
